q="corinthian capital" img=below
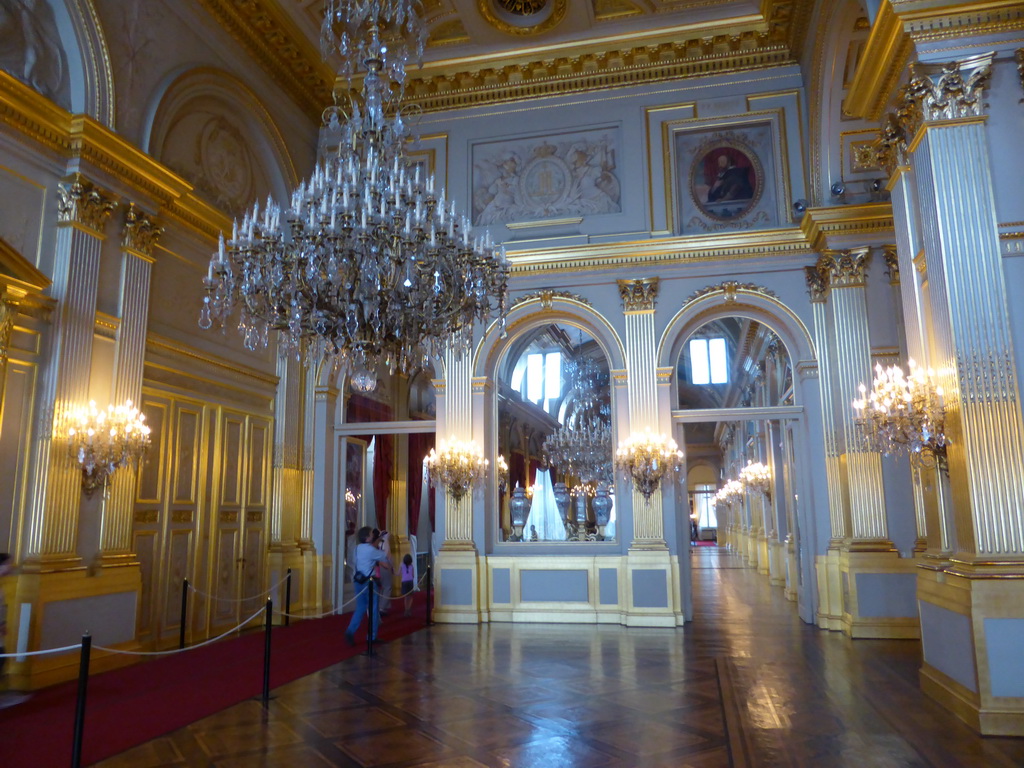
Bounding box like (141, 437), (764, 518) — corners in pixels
(57, 175), (116, 233)
(818, 247), (870, 289)
(804, 265), (828, 303)
(121, 204), (164, 257)
(882, 245), (900, 285)
(873, 113), (909, 179)
(618, 277), (659, 311)
(896, 54), (993, 138)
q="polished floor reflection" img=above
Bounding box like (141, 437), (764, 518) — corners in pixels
(96, 549), (1024, 767)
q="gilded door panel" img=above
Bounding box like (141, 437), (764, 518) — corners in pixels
(134, 531), (158, 638)
(163, 530), (192, 636)
(137, 400), (167, 504)
(212, 528), (239, 627)
(222, 417), (244, 506)
(173, 407), (201, 504)
(247, 421), (267, 509)
(0, 362), (36, 560)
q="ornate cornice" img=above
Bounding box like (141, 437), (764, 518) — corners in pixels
(618, 277), (659, 312)
(846, 1), (1023, 121)
(193, 0), (334, 119)
(817, 247), (870, 289)
(895, 54), (992, 140)
(121, 204), (163, 258)
(686, 281), (778, 305)
(799, 203), (894, 252)
(512, 289), (592, 309)
(56, 174), (116, 233)
(882, 244), (900, 284)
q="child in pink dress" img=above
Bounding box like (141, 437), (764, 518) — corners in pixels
(401, 554), (415, 616)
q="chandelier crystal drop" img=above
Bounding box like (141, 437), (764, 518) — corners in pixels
(424, 438), (489, 501)
(852, 358), (948, 468)
(66, 399), (151, 497)
(614, 428), (684, 500)
(199, 0), (509, 384)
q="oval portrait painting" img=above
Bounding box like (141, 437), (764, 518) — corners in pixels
(689, 141), (763, 221)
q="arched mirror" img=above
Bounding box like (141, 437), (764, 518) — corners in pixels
(677, 317), (792, 409)
(496, 322), (616, 542)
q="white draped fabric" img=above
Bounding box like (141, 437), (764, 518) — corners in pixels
(525, 468), (566, 541)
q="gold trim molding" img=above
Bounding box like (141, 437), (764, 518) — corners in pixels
(686, 281), (778, 304)
(511, 290), (592, 309)
(800, 203), (894, 251)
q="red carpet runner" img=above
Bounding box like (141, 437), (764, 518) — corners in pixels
(0, 596), (428, 767)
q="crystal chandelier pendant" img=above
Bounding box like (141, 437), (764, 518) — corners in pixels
(349, 367), (378, 393)
(199, 0), (509, 378)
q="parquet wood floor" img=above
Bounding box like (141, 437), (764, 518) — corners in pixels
(94, 549), (1024, 767)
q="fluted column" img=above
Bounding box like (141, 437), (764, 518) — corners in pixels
(820, 249), (891, 548)
(441, 348), (474, 548)
(902, 56), (1024, 566)
(98, 205), (162, 563)
(270, 354), (302, 550)
(25, 176), (115, 568)
(617, 277), (665, 547)
(299, 366), (316, 548)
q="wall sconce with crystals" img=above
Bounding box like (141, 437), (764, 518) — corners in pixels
(739, 461), (772, 495)
(614, 429), (684, 500)
(67, 400), (151, 497)
(424, 439), (489, 501)
(852, 359), (948, 469)
(714, 479), (744, 507)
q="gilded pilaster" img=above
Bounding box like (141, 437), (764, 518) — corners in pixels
(819, 248), (891, 547)
(617, 277), (665, 547)
(441, 348), (475, 547)
(904, 54), (1024, 564)
(98, 205), (162, 563)
(299, 366), (316, 548)
(25, 177), (115, 568)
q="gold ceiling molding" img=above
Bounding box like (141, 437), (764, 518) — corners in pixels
(478, 0), (566, 36)
(593, 0), (643, 21)
(193, 0), (334, 119)
(401, 43), (793, 112)
(799, 202), (895, 251)
(509, 228), (814, 275)
(846, 0), (1024, 121)
(0, 73), (232, 242)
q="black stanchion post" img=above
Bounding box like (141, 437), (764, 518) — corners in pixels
(70, 633), (92, 768)
(426, 564), (432, 627)
(179, 578), (189, 650)
(284, 568), (292, 627)
(366, 578), (375, 657)
(262, 599), (272, 706)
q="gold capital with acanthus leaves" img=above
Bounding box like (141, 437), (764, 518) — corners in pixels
(56, 175), (116, 234)
(617, 277), (659, 311)
(895, 54), (992, 141)
(121, 204), (164, 258)
(882, 245), (900, 285)
(817, 247), (870, 289)
(872, 112), (908, 180)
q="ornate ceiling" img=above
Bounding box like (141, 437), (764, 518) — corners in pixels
(195, 0), (813, 116)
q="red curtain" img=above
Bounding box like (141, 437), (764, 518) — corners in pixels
(407, 432), (435, 537)
(529, 458), (540, 487)
(511, 452), (526, 490)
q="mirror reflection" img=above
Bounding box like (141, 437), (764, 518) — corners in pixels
(677, 317), (793, 409)
(497, 323), (616, 542)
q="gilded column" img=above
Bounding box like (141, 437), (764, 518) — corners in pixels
(806, 266), (846, 629)
(617, 277), (665, 547)
(270, 354), (302, 551)
(903, 56), (1024, 565)
(820, 248), (891, 547)
(25, 176), (115, 568)
(299, 366), (316, 549)
(98, 205), (162, 564)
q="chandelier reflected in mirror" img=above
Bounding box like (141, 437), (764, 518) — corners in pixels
(542, 354), (612, 487)
(852, 359), (948, 469)
(199, 0), (509, 386)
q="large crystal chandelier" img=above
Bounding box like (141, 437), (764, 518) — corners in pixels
(199, 0), (509, 385)
(66, 400), (151, 497)
(542, 354), (612, 485)
(614, 429), (684, 500)
(852, 359), (948, 468)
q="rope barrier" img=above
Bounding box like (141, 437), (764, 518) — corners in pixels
(0, 643), (81, 659)
(94, 606), (267, 657)
(186, 575), (289, 604)
(272, 590), (360, 620)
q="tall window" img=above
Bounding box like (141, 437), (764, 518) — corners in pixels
(690, 337), (728, 385)
(694, 483), (717, 529)
(512, 351), (562, 414)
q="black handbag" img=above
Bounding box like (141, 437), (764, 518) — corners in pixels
(353, 571), (369, 585)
